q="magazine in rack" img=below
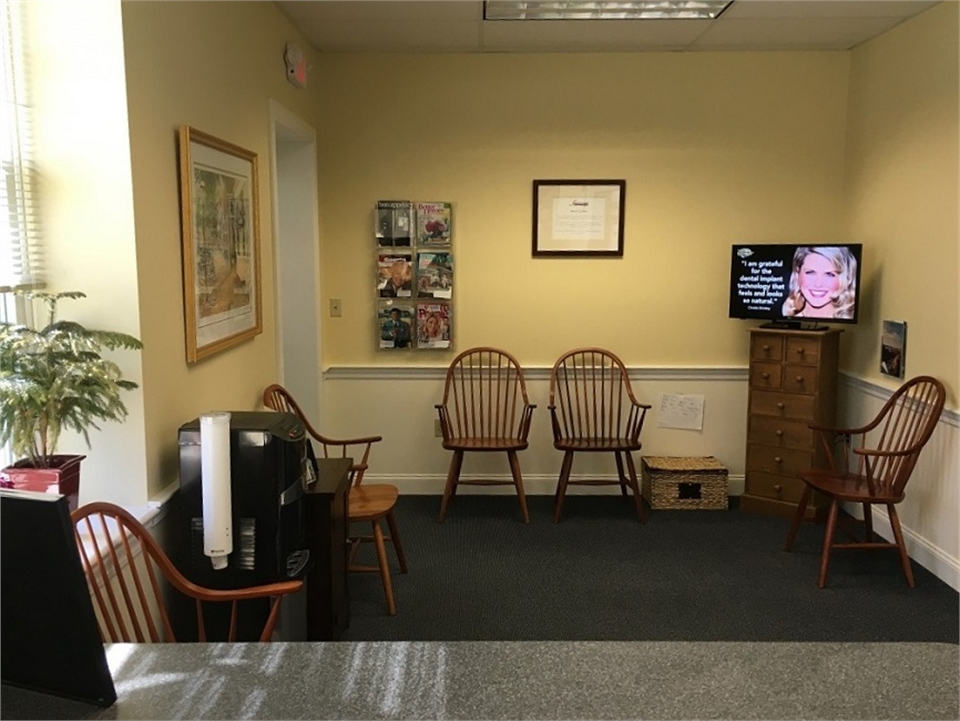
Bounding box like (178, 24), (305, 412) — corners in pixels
(377, 252), (414, 298)
(415, 202), (452, 246)
(376, 200), (413, 247)
(378, 300), (414, 349)
(416, 250), (453, 299)
(416, 302), (452, 349)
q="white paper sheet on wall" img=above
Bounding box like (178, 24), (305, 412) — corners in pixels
(657, 393), (705, 430)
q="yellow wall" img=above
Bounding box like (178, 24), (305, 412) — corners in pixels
(26, 1), (147, 505)
(844, 1), (959, 399)
(121, 1), (323, 499)
(317, 51), (852, 368)
(27, 0), (957, 507)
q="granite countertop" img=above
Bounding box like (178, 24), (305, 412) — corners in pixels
(3, 640), (957, 720)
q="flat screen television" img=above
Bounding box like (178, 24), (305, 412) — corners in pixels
(728, 243), (862, 329)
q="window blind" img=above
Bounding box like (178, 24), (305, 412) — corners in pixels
(1, 0), (43, 292)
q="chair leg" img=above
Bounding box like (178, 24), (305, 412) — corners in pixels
(385, 510), (408, 574)
(438, 451), (463, 523)
(887, 504), (915, 588)
(553, 451), (574, 523)
(372, 520), (396, 616)
(818, 499), (840, 588)
(862, 502), (874, 542)
(783, 484), (813, 552)
(507, 450), (530, 524)
(347, 536), (362, 566)
(614, 452), (628, 498)
(624, 452), (645, 524)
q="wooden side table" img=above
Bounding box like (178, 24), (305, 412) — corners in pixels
(303, 457), (351, 640)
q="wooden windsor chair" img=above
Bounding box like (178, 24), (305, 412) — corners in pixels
(783, 375), (946, 587)
(436, 347), (536, 524)
(548, 347), (651, 523)
(262, 384), (407, 615)
(72, 502), (302, 642)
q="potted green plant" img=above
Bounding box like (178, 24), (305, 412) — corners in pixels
(0, 290), (142, 509)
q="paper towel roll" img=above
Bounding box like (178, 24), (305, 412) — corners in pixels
(200, 412), (232, 570)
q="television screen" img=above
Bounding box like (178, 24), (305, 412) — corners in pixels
(728, 244), (862, 327)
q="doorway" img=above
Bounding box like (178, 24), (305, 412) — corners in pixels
(268, 101), (322, 423)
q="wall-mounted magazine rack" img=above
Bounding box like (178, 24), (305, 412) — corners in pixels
(375, 200), (454, 351)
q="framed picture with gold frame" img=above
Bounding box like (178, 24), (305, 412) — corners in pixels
(533, 179), (625, 257)
(178, 126), (262, 363)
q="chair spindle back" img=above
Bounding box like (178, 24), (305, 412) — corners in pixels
(855, 376), (945, 496)
(550, 348), (645, 442)
(263, 383), (379, 487)
(263, 384), (300, 418)
(441, 347), (532, 440)
(73, 502), (299, 643)
(74, 504), (177, 643)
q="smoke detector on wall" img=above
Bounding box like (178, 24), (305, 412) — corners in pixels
(284, 42), (308, 88)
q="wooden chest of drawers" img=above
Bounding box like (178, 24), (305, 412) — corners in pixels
(740, 328), (842, 520)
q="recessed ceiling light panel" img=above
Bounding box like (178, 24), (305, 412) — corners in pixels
(484, 1), (733, 20)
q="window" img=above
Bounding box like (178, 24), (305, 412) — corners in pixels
(1, 0), (41, 469)
(1, 0), (43, 295)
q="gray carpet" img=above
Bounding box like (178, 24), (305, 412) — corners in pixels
(343, 495), (960, 643)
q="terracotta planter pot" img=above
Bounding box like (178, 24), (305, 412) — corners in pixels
(0, 455), (86, 512)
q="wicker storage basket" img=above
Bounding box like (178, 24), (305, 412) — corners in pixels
(641, 456), (728, 510)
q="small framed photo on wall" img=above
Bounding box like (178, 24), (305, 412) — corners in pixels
(880, 320), (907, 378)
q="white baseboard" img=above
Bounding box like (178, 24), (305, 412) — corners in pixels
(844, 502), (960, 592)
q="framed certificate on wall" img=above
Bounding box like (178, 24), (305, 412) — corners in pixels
(532, 179), (625, 257)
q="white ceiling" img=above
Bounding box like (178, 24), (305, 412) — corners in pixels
(274, 0), (940, 53)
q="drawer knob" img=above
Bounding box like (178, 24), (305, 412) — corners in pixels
(775, 430), (783, 437)
(774, 456), (783, 464)
(796, 348), (806, 355)
(774, 484), (782, 492)
(795, 376), (804, 383)
(762, 372), (770, 380)
(762, 344), (771, 351)
(777, 402), (785, 410)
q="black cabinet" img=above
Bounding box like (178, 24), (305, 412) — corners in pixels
(303, 458), (351, 640)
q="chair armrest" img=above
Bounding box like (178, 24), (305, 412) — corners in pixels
(198, 579), (303, 603)
(853, 446), (919, 459)
(809, 423), (853, 434)
(809, 426), (855, 472)
(435, 405), (450, 433)
(547, 405), (561, 440)
(316, 434), (383, 447)
(808, 416), (883, 435)
(627, 402), (650, 442)
(310, 435), (381, 486)
(171, 571), (303, 603)
(518, 403), (536, 440)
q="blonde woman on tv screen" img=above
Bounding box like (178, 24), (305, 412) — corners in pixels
(781, 246), (858, 320)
